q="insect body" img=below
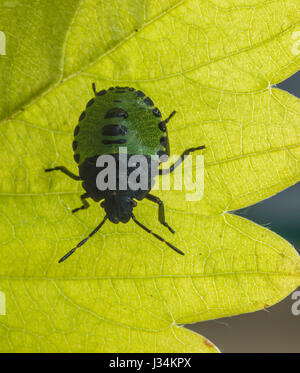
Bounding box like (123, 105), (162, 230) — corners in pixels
(46, 84), (205, 262)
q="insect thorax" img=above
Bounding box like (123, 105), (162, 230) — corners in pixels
(79, 153), (160, 203)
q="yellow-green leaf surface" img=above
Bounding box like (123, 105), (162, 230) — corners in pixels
(0, 0), (299, 352)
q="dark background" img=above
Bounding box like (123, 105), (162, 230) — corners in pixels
(186, 71), (300, 353)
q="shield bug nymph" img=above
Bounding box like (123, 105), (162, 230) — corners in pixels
(45, 84), (205, 262)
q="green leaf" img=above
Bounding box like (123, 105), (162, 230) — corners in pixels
(0, 0), (299, 352)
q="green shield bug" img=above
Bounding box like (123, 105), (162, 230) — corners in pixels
(45, 84), (205, 262)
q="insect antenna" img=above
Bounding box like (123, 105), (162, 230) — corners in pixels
(131, 214), (184, 255)
(59, 216), (108, 263)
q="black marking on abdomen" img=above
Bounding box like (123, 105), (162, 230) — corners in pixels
(86, 98), (94, 108)
(104, 108), (128, 119)
(144, 97), (154, 106)
(72, 140), (78, 151)
(79, 111), (86, 121)
(158, 121), (166, 131)
(102, 139), (127, 145)
(160, 137), (168, 147)
(96, 89), (106, 96)
(135, 90), (145, 98)
(153, 107), (161, 117)
(74, 125), (80, 136)
(102, 124), (128, 136)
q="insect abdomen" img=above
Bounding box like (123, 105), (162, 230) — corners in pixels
(73, 87), (169, 165)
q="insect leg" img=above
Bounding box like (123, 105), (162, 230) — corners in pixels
(45, 166), (82, 181)
(146, 194), (175, 234)
(159, 145), (205, 175)
(58, 216), (108, 263)
(131, 214), (184, 256)
(72, 193), (90, 213)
